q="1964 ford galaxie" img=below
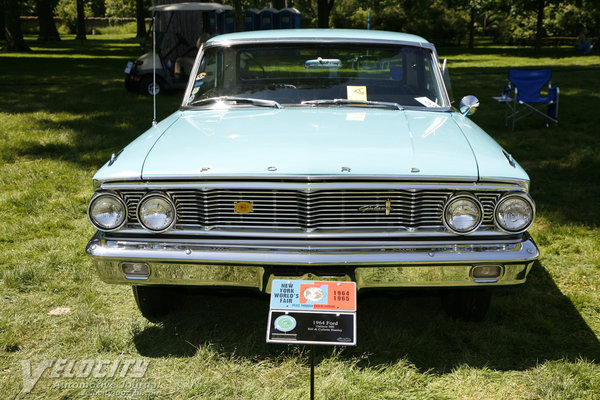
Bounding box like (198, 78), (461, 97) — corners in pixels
(86, 29), (539, 321)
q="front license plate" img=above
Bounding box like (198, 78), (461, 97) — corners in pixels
(124, 61), (133, 74)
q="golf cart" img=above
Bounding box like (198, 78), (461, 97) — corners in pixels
(124, 2), (233, 95)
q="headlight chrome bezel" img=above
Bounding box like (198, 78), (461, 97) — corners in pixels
(136, 192), (177, 233)
(88, 192), (128, 232)
(443, 194), (484, 234)
(494, 194), (535, 234)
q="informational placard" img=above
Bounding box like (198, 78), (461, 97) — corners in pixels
(270, 280), (356, 312)
(267, 280), (357, 346)
(267, 310), (356, 345)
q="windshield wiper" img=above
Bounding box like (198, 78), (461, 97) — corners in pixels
(301, 99), (403, 110)
(191, 96), (282, 109)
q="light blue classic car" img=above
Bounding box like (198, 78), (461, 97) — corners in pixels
(86, 29), (539, 321)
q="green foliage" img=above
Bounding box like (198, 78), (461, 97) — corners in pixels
(55, 0), (93, 34)
(544, 3), (595, 37)
(330, 0), (469, 45)
(105, 0), (135, 19)
(90, 0), (106, 17)
(328, 0), (600, 46)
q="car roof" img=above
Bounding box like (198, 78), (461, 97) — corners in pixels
(149, 2), (232, 12)
(206, 29), (429, 45)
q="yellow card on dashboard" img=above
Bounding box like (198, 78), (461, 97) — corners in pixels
(347, 86), (367, 101)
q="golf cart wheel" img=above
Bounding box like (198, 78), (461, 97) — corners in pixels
(132, 286), (185, 321)
(139, 75), (161, 96)
(125, 76), (136, 92)
(441, 288), (492, 322)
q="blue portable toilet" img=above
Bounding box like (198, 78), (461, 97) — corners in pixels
(244, 9), (259, 31)
(217, 9), (236, 33)
(208, 11), (218, 34)
(277, 8), (301, 29)
(258, 8), (277, 30)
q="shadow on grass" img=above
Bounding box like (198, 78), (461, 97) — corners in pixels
(132, 261), (600, 372)
(0, 70), (181, 168)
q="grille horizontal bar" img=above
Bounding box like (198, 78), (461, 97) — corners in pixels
(120, 188), (504, 233)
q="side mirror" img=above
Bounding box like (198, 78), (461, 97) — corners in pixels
(459, 95), (480, 116)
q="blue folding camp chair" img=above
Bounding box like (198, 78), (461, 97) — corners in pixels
(502, 69), (559, 130)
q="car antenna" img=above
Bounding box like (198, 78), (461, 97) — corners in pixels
(152, 15), (157, 127)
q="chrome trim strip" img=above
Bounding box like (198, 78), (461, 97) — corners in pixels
(98, 180), (527, 192)
(93, 176), (530, 189)
(87, 232), (539, 266)
(479, 177), (530, 191)
(104, 227), (518, 239)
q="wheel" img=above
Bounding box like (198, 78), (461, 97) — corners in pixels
(132, 286), (185, 321)
(124, 75), (136, 92)
(138, 75), (161, 96)
(441, 288), (492, 322)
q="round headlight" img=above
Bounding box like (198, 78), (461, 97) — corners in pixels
(444, 195), (483, 234)
(88, 193), (127, 231)
(137, 194), (176, 232)
(495, 195), (534, 233)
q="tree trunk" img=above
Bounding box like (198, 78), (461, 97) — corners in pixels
(317, 0), (334, 28)
(0, 6), (5, 41)
(135, 0), (146, 38)
(3, 0), (30, 51)
(75, 0), (86, 40)
(233, 0), (243, 32)
(468, 6), (475, 50)
(534, 0), (545, 54)
(36, 0), (60, 41)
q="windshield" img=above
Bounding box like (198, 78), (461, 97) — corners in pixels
(184, 42), (449, 109)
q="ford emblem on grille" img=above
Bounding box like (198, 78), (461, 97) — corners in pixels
(234, 201), (254, 214)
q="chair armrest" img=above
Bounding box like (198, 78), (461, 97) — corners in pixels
(548, 86), (559, 102)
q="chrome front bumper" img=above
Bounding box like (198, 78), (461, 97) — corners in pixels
(86, 232), (539, 291)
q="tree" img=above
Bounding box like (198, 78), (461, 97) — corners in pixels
(272, 0), (285, 9)
(135, 0), (145, 38)
(0, 6), (5, 42)
(75, 0), (86, 39)
(232, 0), (243, 32)
(534, 0), (547, 53)
(36, 0), (60, 41)
(317, 0), (335, 28)
(2, 0), (31, 51)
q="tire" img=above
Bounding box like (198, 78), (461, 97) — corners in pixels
(441, 288), (492, 322)
(138, 75), (161, 96)
(132, 286), (185, 321)
(124, 75), (136, 92)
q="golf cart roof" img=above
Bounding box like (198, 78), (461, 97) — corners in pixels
(149, 2), (233, 12)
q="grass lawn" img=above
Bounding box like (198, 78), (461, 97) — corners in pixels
(1, 34), (599, 399)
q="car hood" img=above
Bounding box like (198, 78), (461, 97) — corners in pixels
(139, 108), (481, 180)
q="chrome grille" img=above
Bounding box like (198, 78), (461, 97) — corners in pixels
(119, 188), (504, 232)
(122, 191), (145, 224)
(476, 193), (501, 224)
